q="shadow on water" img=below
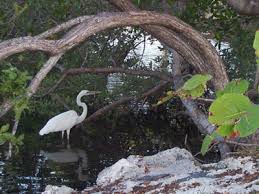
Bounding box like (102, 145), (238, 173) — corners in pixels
(0, 107), (220, 193)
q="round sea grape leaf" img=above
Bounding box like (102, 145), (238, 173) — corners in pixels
(209, 93), (251, 125)
(182, 74), (212, 91)
(217, 125), (234, 137)
(216, 80), (249, 98)
(234, 105), (259, 137)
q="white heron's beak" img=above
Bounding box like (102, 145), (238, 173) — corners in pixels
(39, 131), (44, 136)
(87, 91), (101, 95)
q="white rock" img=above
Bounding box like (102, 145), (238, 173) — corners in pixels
(85, 148), (259, 194)
(96, 158), (143, 185)
(42, 185), (75, 194)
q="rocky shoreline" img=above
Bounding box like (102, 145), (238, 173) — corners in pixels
(43, 148), (259, 194)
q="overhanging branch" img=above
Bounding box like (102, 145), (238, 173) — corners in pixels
(38, 67), (173, 97)
(85, 81), (169, 122)
(0, 11), (228, 90)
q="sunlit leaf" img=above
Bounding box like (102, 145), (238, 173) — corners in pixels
(155, 95), (173, 106)
(201, 131), (217, 156)
(0, 124), (10, 133)
(234, 105), (259, 137)
(216, 79), (249, 98)
(189, 84), (205, 97)
(209, 93), (251, 125)
(253, 30), (259, 51)
(155, 90), (175, 106)
(182, 74), (212, 91)
(217, 125), (234, 137)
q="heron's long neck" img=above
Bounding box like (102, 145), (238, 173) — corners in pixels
(76, 93), (88, 124)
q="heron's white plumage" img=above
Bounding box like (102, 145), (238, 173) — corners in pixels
(38, 90), (100, 140)
(39, 110), (78, 135)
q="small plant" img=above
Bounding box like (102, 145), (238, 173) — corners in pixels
(0, 64), (31, 98)
(157, 30), (259, 155)
(0, 124), (24, 153)
(0, 65), (30, 153)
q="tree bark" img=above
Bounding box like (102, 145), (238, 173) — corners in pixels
(0, 11), (228, 90)
(107, 0), (231, 158)
(171, 51), (230, 158)
(107, 0), (229, 90)
(85, 81), (168, 122)
(227, 0), (259, 16)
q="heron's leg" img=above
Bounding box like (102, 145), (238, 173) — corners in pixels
(66, 129), (71, 143)
(62, 131), (65, 139)
(66, 129), (71, 149)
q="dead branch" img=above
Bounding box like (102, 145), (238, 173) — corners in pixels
(85, 81), (169, 122)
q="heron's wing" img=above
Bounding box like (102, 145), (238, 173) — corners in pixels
(40, 110), (78, 134)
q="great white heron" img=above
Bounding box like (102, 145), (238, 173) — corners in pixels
(39, 90), (100, 142)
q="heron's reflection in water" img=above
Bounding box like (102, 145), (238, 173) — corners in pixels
(40, 149), (89, 181)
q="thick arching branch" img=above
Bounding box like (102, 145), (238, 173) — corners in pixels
(0, 11), (228, 89)
(36, 16), (93, 39)
(107, 0), (229, 90)
(85, 81), (169, 122)
(227, 0), (259, 16)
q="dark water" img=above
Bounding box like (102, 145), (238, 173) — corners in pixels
(0, 110), (219, 193)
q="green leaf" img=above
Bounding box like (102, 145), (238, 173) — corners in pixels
(201, 131), (217, 155)
(189, 84), (205, 97)
(217, 125), (234, 137)
(253, 30), (259, 51)
(234, 105), (259, 137)
(209, 93), (251, 125)
(0, 136), (6, 145)
(182, 74), (212, 91)
(216, 79), (249, 98)
(14, 97), (29, 120)
(155, 90), (175, 106)
(0, 124), (10, 133)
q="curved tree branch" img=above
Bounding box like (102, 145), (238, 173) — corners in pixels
(107, 0), (228, 90)
(36, 16), (93, 39)
(0, 11), (228, 90)
(227, 0), (259, 16)
(85, 81), (169, 122)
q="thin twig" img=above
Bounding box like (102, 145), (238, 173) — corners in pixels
(225, 140), (259, 147)
(193, 142), (220, 157)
